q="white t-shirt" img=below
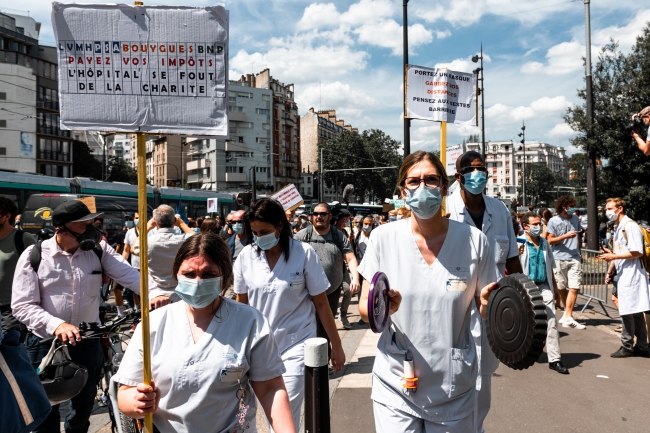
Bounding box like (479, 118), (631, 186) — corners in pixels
(124, 227), (140, 268)
(357, 219), (496, 422)
(113, 299), (284, 433)
(233, 239), (330, 376)
(613, 216), (650, 315)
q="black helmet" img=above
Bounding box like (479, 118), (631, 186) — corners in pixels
(38, 346), (88, 405)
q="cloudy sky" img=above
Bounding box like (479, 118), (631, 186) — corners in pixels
(4, 1), (650, 155)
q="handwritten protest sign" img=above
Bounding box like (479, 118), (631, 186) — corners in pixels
(405, 65), (476, 125)
(52, 3), (229, 136)
(271, 184), (304, 212)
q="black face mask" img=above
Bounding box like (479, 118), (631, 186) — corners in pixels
(65, 225), (102, 251)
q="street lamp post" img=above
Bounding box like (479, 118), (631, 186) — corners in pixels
(472, 44), (486, 160)
(518, 122), (526, 208)
(583, 0), (598, 250)
(403, 0), (410, 156)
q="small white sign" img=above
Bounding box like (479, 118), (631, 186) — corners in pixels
(406, 65), (476, 125)
(207, 198), (219, 213)
(445, 144), (464, 176)
(271, 184), (304, 212)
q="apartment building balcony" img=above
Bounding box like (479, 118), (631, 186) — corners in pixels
(187, 173), (210, 183)
(186, 158), (210, 171)
(225, 172), (246, 183)
(229, 111), (247, 122)
(225, 142), (248, 152)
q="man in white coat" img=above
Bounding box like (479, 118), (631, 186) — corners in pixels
(447, 151), (523, 432)
(599, 197), (650, 358)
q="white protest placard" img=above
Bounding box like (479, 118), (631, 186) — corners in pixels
(406, 65), (476, 125)
(271, 184), (304, 212)
(207, 198), (218, 213)
(389, 199), (405, 209)
(445, 144), (464, 176)
(52, 3), (229, 136)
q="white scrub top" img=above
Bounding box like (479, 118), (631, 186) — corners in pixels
(613, 216), (650, 316)
(357, 219), (496, 422)
(234, 238), (330, 376)
(447, 188), (516, 374)
(113, 299), (285, 433)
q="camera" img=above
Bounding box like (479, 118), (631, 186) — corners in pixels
(626, 115), (645, 134)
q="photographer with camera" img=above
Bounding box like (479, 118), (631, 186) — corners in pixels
(630, 107), (650, 156)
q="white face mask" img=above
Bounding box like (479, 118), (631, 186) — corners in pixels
(527, 225), (542, 237)
(605, 209), (618, 222)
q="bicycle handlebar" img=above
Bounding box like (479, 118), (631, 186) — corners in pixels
(39, 308), (141, 346)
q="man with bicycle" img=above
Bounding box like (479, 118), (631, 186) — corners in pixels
(11, 200), (161, 433)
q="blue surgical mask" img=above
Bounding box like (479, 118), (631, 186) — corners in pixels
(192, 227), (200, 233)
(125, 221), (134, 228)
(174, 276), (222, 308)
(462, 171), (487, 195)
(362, 225), (372, 233)
(232, 223), (244, 235)
(254, 231), (279, 250)
(345, 220), (351, 227)
(389, 216), (396, 222)
(406, 186), (442, 220)
(134, 218), (139, 226)
(567, 208), (576, 215)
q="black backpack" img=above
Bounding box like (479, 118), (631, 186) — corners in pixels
(13, 229), (27, 256)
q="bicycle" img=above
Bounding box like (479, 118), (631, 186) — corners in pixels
(40, 308), (142, 433)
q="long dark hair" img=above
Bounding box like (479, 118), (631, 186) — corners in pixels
(172, 233), (233, 291)
(245, 198), (292, 261)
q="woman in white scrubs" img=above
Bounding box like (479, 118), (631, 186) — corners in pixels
(234, 198), (345, 430)
(359, 150), (498, 433)
(115, 233), (295, 433)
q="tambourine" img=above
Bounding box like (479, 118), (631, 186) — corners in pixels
(367, 272), (390, 333)
(485, 273), (547, 370)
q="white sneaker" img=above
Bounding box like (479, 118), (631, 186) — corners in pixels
(562, 317), (586, 329)
(116, 306), (126, 318)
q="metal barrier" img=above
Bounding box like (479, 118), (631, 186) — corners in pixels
(579, 249), (611, 314)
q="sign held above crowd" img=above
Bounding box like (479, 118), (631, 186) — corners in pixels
(405, 65), (477, 125)
(271, 184), (304, 212)
(51, 3), (229, 136)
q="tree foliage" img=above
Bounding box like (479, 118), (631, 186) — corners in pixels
(106, 156), (138, 184)
(563, 25), (650, 220)
(317, 129), (403, 202)
(72, 140), (102, 179)
(516, 163), (562, 207)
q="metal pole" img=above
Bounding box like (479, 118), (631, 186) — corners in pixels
(480, 43), (486, 160)
(180, 137), (184, 189)
(584, 0), (598, 250)
(320, 147), (324, 202)
(251, 165), (257, 202)
(523, 131), (526, 208)
(136, 132), (154, 433)
(304, 338), (330, 433)
(440, 121), (447, 213)
(403, 0), (410, 156)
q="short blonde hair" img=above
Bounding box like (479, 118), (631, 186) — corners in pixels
(639, 106), (650, 117)
(606, 197), (626, 212)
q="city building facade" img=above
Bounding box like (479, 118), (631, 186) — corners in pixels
(300, 108), (358, 173)
(464, 140), (569, 202)
(142, 135), (185, 188)
(1, 13), (72, 177)
(184, 79), (274, 192)
(240, 69), (300, 190)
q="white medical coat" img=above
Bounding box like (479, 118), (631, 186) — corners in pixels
(613, 216), (650, 315)
(358, 219), (496, 422)
(234, 239), (330, 376)
(447, 188), (516, 374)
(112, 299), (285, 433)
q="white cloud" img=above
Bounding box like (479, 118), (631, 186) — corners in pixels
(435, 29), (452, 39)
(296, 3), (342, 31)
(520, 41), (586, 75)
(355, 20), (432, 55)
(298, 81), (378, 118)
(593, 9), (650, 52)
(486, 96), (572, 123)
(524, 48), (539, 57)
(548, 123), (577, 138)
(435, 53), (491, 73)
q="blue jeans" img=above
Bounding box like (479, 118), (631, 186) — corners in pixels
(25, 333), (103, 433)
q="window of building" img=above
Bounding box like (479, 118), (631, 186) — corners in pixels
(0, 147), (6, 155)
(225, 166), (237, 173)
(0, 92), (5, 100)
(262, 94), (271, 101)
(238, 166), (244, 173)
(256, 108), (270, 115)
(0, 120), (6, 128)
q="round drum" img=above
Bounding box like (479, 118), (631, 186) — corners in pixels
(485, 273), (547, 370)
(367, 272), (390, 333)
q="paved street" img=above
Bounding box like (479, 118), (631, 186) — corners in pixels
(82, 295), (650, 433)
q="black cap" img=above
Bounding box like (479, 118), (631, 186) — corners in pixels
(125, 212), (136, 218)
(52, 200), (103, 227)
(339, 209), (352, 217)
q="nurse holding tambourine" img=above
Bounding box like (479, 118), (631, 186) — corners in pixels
(359, 150), (498, 433)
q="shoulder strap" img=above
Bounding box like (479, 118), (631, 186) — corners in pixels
(331, 227), (345, 253)
(14, 229), (25, 256)
(93, 246), (103, 263)
(30, 240), (42, 274)
(621, 220), (632, 243)
(305, 225), (313, 243)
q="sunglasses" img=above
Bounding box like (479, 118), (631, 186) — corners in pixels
(230, 220), (243, 224)
(459, 166), (488, 175)
(312, 212), (330, 217)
